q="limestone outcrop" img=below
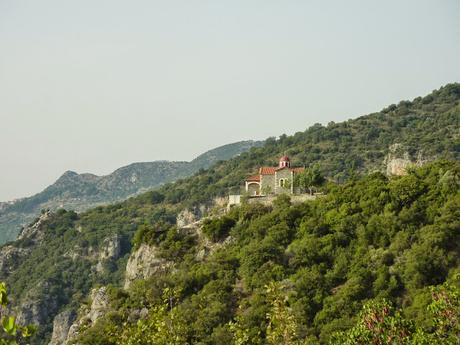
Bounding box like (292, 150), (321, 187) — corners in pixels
(0, 245), (29, 276)
(17, 210), (52, 243)
(176, 209), (197, 228)
(385, 144), (426, 176)
(94, 234), (122, 273)
(62, 234), (122, 273)
(48, 310), (77, 345)
(65, 287), (110, 344)
(0, 212), (52, 278)
(124, 244), (172, 289)
(98, 234), (122, 261)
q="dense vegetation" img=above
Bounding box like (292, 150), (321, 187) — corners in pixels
(0, 83), (458, 344)
(72, 160), (460, 344)
(3, 201), (178, 342)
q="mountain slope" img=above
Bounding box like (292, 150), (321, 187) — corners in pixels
(0, 83), (458, 344)
(157, 83), (460, 207)
(0, 140), (263, 243)
(75, 160), (460, 345)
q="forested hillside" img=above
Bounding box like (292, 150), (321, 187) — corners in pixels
(0, 84), (458, 344)
(73, 160), (460, 344)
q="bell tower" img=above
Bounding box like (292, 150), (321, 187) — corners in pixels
(279, 156), (290, 168)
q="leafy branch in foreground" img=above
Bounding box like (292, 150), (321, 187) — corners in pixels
(227, 276), (460, 345)
(119, 287), (186, 345)
(229, 282), (313, 345)
(330, 275), (460, 345)
(428, 276), (460, 343)
(0, 282), (35, 345)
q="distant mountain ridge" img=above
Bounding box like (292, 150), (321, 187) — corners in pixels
(0, 140), (263, 243)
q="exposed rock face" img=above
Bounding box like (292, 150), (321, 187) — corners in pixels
(386, 156), (412, 176)
(0, 245), (29, 276)
(177, 197), (228, 229)
(192, 222), (234, 261)
(94, 234), (122, 273)
(17, 210), (51, 242)
(65, 287), (110, 344)
(213, 197), (228, 209)
(99, 234), (122, 261)
(385, 144), (426, 176)
(124, 244), (172, 289)
(48, 310), (77, 345)
(0, 212), (51, 278)
(88, 287), (110, 323)
(127, 307), (149, 323)
(63, 234), (122, 273)
(176, 209), (197, 228)
(118, 218), (233, 325)
(65, 319), (81, 343)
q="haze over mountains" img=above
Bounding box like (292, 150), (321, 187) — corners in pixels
(0, 140), (263, 243)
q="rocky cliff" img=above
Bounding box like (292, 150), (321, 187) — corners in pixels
(48, 310), (76, 345)
(384, 143), (427, 176)
(124, 243), (173, 289)
(61, 287), (110, 344)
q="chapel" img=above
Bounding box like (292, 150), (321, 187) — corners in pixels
(245, 156), (304, 196)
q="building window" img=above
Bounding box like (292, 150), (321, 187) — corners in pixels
(279, 178), (287, 187)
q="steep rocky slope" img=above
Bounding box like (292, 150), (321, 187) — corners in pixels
(0, 140), (262, 243)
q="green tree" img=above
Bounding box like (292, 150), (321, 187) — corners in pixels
(295, 165), (324, 195)
(202, 216), (236, 242)
(329, 300), (416, 345)
(265, 282), (308, 345)
(330, 276), (460, 345)
(427, 275), (460, 343)
(120, 288), (187, 345)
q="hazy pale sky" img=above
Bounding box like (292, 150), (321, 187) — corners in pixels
(0, 0), (459, 201)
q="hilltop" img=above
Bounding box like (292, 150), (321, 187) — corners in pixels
(0, 83), (458, 344)
(0, 140), (263, 243)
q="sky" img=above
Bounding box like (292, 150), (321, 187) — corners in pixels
(0, 0), (459, 201)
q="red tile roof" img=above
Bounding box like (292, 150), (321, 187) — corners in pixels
(259, 167), (276, 175)
(246, 174), (260, 182)
(248, 166), (304, 180)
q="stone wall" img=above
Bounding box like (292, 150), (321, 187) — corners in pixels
(228, 195), (241, 209)
(274, 169), (292, 194)
(247, 194), (317, 206)
(260, 174), (275, 195)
